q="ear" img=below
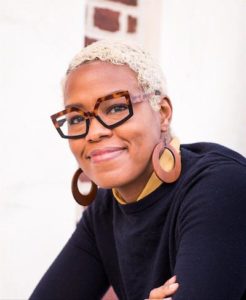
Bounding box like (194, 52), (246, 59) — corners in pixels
(159, 97), (173, 132)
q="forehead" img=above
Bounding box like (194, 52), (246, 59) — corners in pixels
(64, 61), (140, 100)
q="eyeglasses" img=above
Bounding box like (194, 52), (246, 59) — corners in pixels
(50, 90), (161, 139)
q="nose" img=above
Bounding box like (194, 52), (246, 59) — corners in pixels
(85, 116), (113, 142)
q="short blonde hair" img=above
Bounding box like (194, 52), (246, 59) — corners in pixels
(65, 39), (168, 111)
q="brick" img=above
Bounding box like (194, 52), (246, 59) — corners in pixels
(94, 8), (120, 32)
(84, 36), (98, 47)
(127, 15), (137, 33)
(108, 0), (137, 6)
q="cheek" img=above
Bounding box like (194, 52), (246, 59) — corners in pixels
(69, 140), (83, 161)
(121, 118), (161, 159)
(131, 132), (160, 159)
(128, 111), (161, 145)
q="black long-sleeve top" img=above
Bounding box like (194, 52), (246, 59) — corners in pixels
(30, 143), (246, 300)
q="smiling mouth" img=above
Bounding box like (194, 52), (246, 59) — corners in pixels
(88, 147), (126, 163)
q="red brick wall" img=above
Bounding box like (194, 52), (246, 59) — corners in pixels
(84, 0), (139, 46)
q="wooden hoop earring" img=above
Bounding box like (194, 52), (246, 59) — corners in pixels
(71, 168), (97, 206)
(152, 142), (181, 183)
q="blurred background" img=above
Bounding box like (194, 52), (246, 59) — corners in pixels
(0, 0), (245, 299)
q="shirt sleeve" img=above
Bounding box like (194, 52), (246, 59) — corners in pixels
(29, 207), (109, 300)
(173, 162), (246, 300)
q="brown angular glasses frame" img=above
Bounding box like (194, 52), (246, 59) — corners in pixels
(50, 90), (161, 139)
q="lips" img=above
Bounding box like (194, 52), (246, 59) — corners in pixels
(87, 147), (126, 163)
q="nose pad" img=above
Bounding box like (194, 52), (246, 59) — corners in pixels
(85, 116), (112, 142)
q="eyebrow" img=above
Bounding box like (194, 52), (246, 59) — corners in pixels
(64, 90), (126, 109)
(65, 103), (86, 109)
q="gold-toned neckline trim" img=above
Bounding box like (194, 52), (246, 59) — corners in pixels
(112, 137), (180, 204)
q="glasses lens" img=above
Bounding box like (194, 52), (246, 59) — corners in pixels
(98, 95), (130, 126)
(56, 111), (86, 137)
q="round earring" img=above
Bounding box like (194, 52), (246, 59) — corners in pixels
(152, 141), (181, 183)
(71, 168), (97, 206)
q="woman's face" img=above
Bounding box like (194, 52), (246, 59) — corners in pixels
(64, 61), (171, 197)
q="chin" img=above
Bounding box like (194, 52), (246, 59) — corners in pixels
(94, 178), (121, 189)
(91, 173), (130, 190)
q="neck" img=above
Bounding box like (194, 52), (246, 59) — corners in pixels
(115, 165), (153, 203)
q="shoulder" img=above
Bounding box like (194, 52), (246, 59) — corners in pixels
(92, 188), (114, 212)
(181, 142), (246, 166)
(180, 142), (246, 182)
(74, 188), (114, 240)
(82, 188), (114, 222)
(176, 142), (246, 224)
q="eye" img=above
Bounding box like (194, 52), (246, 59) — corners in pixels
(57, 118), (66, 127)
(106, 104), (128, 114)
(68, 115), (85, 125)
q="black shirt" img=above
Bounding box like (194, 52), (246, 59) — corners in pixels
(30, 143), (246, 300)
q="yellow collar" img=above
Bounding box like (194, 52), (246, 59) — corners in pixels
(112, 138), (180, 204)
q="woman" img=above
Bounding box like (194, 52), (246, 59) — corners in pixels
(30, 40), (246, 300)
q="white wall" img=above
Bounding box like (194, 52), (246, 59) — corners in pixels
(0, 0), (85, 298)
(160, 0), (246, 155)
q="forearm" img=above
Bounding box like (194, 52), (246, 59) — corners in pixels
(29, 214), (109, 300)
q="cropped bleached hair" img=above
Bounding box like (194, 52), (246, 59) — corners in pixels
(65, 39), (168, 111)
